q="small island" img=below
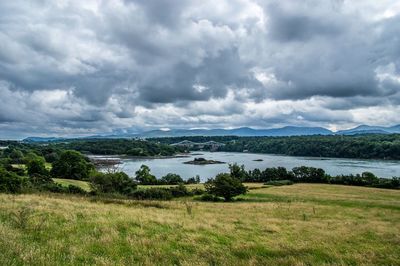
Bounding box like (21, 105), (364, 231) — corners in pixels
(183, 157), (225, 165)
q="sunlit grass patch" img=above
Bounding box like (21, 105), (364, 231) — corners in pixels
(52, 178), (92, 192)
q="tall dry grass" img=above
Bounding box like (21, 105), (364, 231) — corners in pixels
(0, 184), (399, 265)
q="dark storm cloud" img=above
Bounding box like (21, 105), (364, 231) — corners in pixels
(137, 48), (258, 104)
(267, 3), (344, 42)
(131, 0), (191, 27)
(256, 1), (400, 101)
(0, 0), (400, 138)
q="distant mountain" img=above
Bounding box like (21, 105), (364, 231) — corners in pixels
(24, 124), (400, 142)
(103, 126), (333, 138)
(23, 137), (68, 143)
(336, 125), (400, 135)
(23, 126), (333, 142)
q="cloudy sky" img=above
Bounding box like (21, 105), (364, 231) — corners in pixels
(1, 0), (400, 139)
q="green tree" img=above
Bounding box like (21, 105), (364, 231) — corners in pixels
(90, 172), (137, 195)
(160, 173), (183, 185)
(186, 175), (201, 184)
(292, 166), (327, 183)
(27, 157), (49, 177)
(229, 163), (248, 181)
(205, 173), (247, 201)
(9, 149), (24, 164)
(23, 151), (40, 164)
(0, 167), (25, 193)
(51, 150), (93, 180)
(135, 165), (157, 184)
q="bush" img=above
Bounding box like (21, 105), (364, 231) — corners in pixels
(67, 184), (87, 194)
(90, 172), (137, 195)
(191, 187), (205, 195)
(129, 188), (173, 200)
(205, 173), (247, 201)
(197, 193), (223, 202)
(0, 168), (25, 193)
(37, 182), (69, 193)
(29, 174), (53, 186)
(169, 184), (191, 197)
(27, 158), (49, 177)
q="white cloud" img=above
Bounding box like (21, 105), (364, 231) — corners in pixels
(0, 0), (399, 138)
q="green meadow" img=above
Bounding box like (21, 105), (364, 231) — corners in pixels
(0, 183), (399, 265)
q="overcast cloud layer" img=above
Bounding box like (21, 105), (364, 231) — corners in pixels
(1, 0), (400, 138)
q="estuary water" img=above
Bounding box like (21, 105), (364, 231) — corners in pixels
(100, 152), (400, 182)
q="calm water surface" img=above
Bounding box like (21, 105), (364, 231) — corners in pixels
(101, 152), (400, 181)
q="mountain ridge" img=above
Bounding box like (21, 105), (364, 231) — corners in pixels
(22, 124), (400, 142)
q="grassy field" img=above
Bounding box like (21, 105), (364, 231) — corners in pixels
(53, 178), (92, 192)
(0, 184), (399, 265)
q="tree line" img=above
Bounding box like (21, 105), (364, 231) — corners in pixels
(227, 163), (400, 189)
(0, 138), (183, 160)
(153, 134), (400, 160)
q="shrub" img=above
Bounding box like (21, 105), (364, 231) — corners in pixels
(90, 172), (137, 195)
(0, 168), (25, 193)
(37, 182), (69, 193)
(9, 205), (34, 230)
(67, 184), (87, 194)
(169, 184), (191, 197)
(29, 174), (53, 186)
(129, 188), (173, 200)
(205, 173), (247, 201)
(27, 157), (49, 177)
(197, 193), (223, 202)
(191, 188), (205, 195)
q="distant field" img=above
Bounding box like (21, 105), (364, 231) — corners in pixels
(0, 184), (399, 265)
(53, 178), (92, 192)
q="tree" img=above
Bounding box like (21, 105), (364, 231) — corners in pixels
(0, 167), (25, 193)
(186, 175), (201, 184)
(90, 172), (137, 195)
(160, 173), (183, 185)
(23, 152), (41, 164)
(361, 172), (378, 185)
(205, 173), (247, 201)
(292, 166), (327, 183)
(9, 149), (24, 164)
(27, 157), (49, 177)
(229, 163), (248, 181)
(135, 165), (157, 184)
(51, 150), (93, 180)
(262, 167), (292, 182)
